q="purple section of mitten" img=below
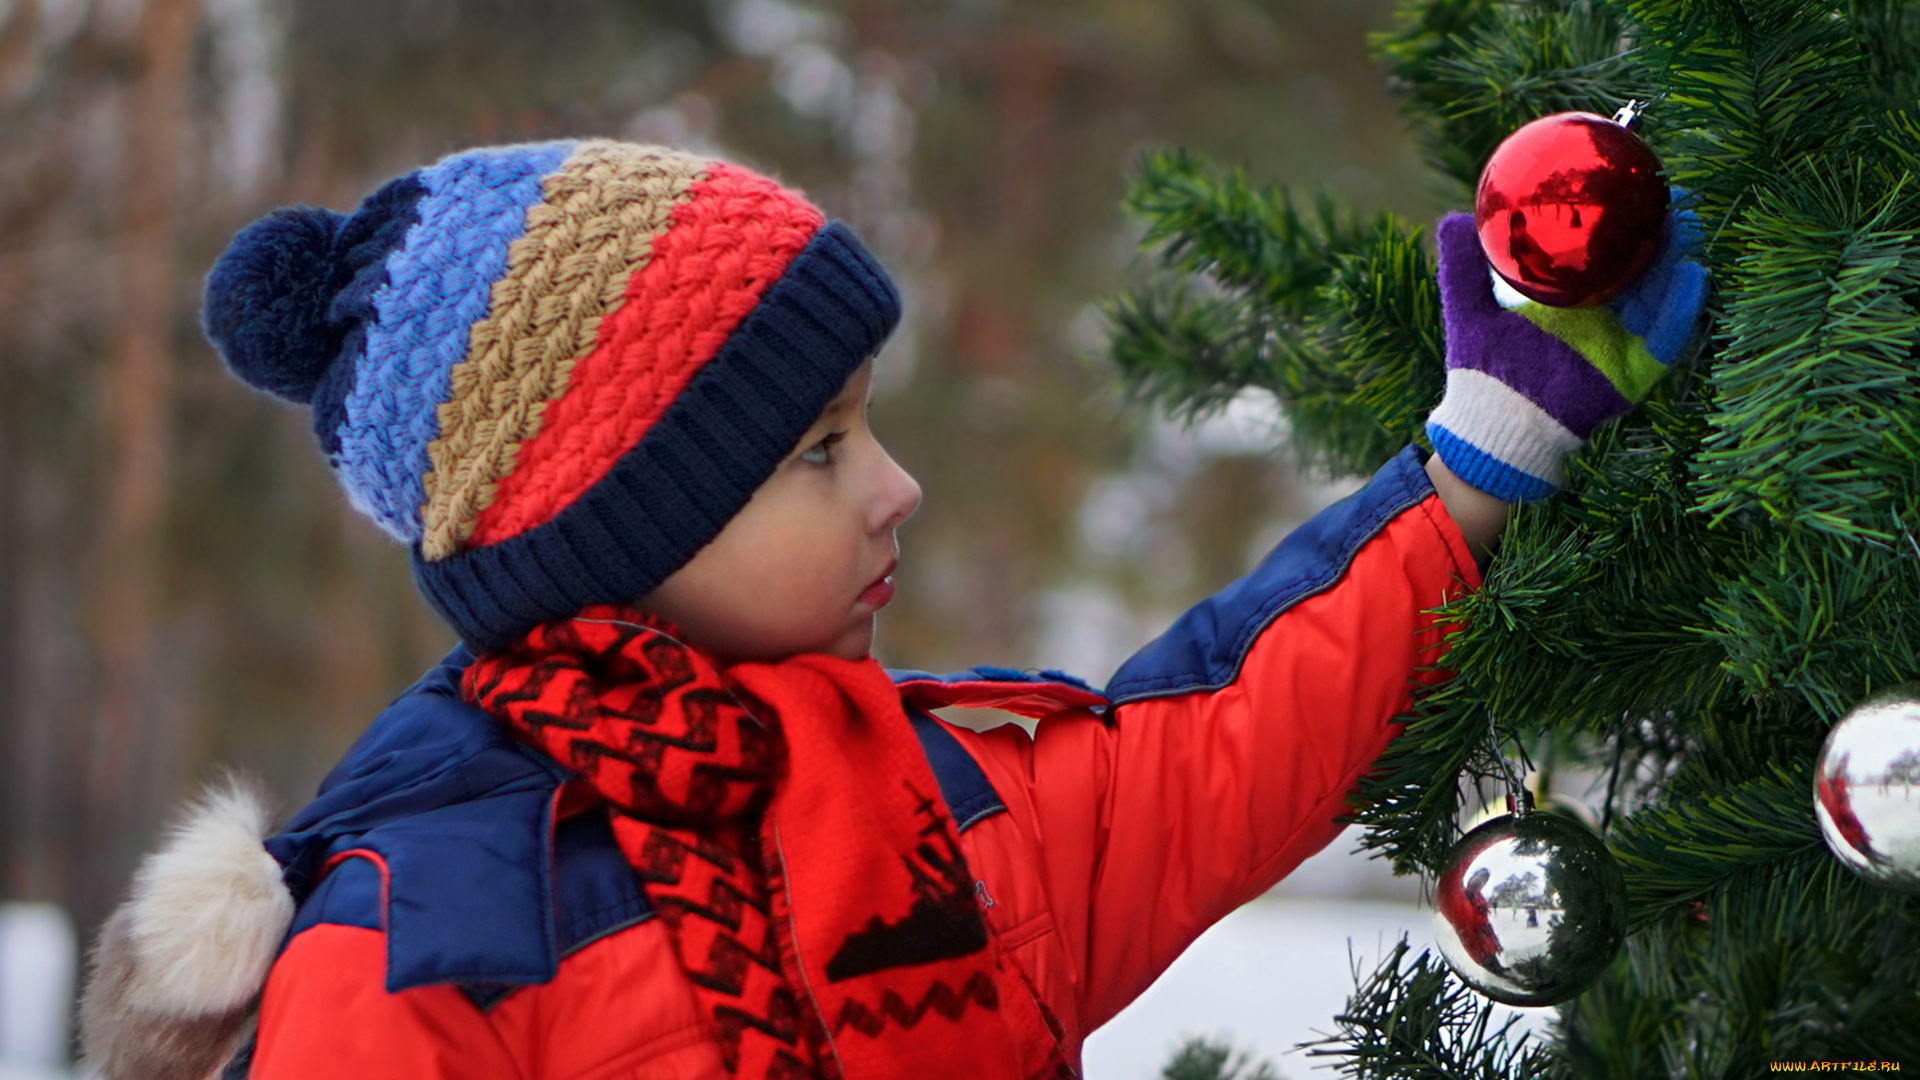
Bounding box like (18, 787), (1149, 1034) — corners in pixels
(1437, 214), (1632, 439)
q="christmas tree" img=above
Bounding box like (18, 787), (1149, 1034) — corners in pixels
(1108, 0), (1920, 1072)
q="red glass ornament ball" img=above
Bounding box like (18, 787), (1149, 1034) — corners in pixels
(1474, 112), (1668, 307)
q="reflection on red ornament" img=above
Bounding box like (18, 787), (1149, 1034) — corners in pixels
(1474, 111), (1668, 308)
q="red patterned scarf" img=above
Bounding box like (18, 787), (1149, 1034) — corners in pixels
(461, 605), (1068, 1080)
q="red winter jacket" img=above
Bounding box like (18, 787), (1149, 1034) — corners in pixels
(241, 446), (1478, 1080)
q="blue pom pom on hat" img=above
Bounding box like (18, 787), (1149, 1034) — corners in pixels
(201, 206), (348, 405)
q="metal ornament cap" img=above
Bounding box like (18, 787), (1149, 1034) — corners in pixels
(1432, 808), (1628, 1007)
(1814, 687), (1920, 892)
(1473, 111), (1669, 308)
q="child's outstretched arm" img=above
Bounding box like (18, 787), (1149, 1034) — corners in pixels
(1426, 453), (1508, 565)
(942, 208), (1708, 1041)
(955, 446), (1479, 1037)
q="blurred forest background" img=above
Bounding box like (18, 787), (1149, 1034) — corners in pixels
(0, 0), (1437, 946)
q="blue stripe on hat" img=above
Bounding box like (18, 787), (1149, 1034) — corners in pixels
(314, 173), (431, 464)
(337, 141), (576, 542)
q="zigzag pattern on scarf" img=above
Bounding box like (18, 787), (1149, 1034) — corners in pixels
(464, 607), (1063, 1080)
(712, 992), (806, 1050)
(681, 918), (784, 995)
(831, 973), (1000, 1038)
(680, 903), (808, 1072)
(545, 686), (768, 756)
(637, 837), (771, 931)
(634, 826), (747, 884)
(566, 708), (776, 820)
(468, 617), (777, 823)
(644, 822), (808, 1074)
(715, 994), (813, 1080)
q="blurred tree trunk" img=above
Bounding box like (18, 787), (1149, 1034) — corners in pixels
(0, 1), (84, 903)
(82, 0), (199, 925)
(991, 28), (1059, 260)
(0, 267), (19, 899)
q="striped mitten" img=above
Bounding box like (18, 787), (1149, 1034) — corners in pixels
(1425, 208), (1708, 502)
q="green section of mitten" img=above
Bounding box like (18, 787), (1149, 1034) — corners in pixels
(1517, 302), (1670, 405)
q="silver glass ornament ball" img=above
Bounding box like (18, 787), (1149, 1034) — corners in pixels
(1431, 806), (1627, 1007)
(1815, 689), (1920, 892)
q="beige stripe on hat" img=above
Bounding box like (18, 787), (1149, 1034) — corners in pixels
(420, 142), (711, 561)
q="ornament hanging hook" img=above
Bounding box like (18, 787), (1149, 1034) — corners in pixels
(1611, 93), (1666, 129)
(1486, 721), (1532, 816)
(1893, 509), (1920, 591)
(1896, 508), (1920, 562)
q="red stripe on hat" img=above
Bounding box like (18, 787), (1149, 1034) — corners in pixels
(469, 163), (826, 548)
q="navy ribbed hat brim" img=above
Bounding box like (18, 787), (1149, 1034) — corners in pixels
(413, 221), (901, 650)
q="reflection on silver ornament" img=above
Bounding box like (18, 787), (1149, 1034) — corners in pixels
(1432, 806), (1627, 1007)
(1815, 688), (1920, 892)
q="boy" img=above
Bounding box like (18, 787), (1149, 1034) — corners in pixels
(80, 140), (1703, 1080)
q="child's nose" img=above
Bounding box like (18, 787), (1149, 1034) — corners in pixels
(870, 448), (922, 533)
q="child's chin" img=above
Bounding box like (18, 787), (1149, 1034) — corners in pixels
(723, 616), (874, 664)
(824, 619), (876, 661)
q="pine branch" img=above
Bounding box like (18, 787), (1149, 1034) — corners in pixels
(1374, 0), (1654, 192)
(1106, 279), (1297, 421)
(1351, 400), (1746, 875)
(1309, 220), (1447, 468)
(1610, 760), (1823, 934)
(1674, 863), (1920, 1069)
(1123, 148), (1378, 320)
(1626, 0), (1881, 229)
(1160, 1038), (1283, 1080)
(1556, 951), (1683, 1079)
(1692, 165), (1920, 542)
(1108, 152), (1444, 477)
(1877, 108), (1920, 177)
(1348, 672), (1489, 875)
(1573, 878), (1920, 1074)
(1702, 528), (1920, 721)
(1472, 405), (1743, 728)
(1300, 938), (1559, 1080)
(1846, 0), (1920, 110)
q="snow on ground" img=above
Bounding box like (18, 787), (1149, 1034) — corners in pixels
(0, 1066), (68, 1080)
(1082, 897), (1553, 1079)
(1083, 898), (1421, 1078)
(1081, 829), (1552, 1080)
(0, 904), (74, 1080)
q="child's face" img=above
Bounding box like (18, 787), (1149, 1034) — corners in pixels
(637, 360), (921, 664)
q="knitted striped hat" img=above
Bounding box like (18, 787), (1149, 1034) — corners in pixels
(203, 140), (900, 648)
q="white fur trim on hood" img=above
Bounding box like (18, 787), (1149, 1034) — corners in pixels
(81, 776), (294, 1080)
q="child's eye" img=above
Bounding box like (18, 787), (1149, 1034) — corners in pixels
(799, 431), (847, 465)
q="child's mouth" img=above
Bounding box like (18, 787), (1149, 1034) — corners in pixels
(859, 577), (895, 609)
(858, 565), (897, 609)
